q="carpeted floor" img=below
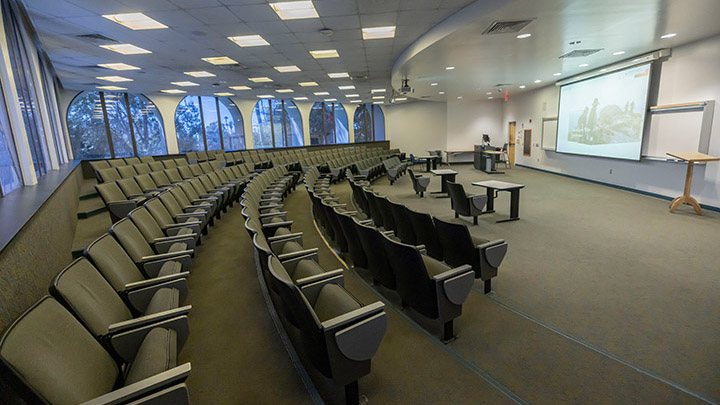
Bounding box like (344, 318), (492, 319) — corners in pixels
(179, 164), (719, 404)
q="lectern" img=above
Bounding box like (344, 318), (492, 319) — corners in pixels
(666, 152), (720, 215)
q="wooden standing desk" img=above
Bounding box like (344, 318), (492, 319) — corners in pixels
(666, 152), (720, 215)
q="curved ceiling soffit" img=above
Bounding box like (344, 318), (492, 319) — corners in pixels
(391, 0), (516, 84)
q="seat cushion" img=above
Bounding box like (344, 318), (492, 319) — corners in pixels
(168, 242), (187, 253)
(280, 241), (304, 255)
(124, 327), (177, 385)
(274, 227), (292, 236)
(144, 288), (180, 315)
(176, 227), (194, 237)
(421, 255), (451, 277)
(292, 259), (324, 281)
(313, 284), (361, 322)
(157, 261), (182, 277)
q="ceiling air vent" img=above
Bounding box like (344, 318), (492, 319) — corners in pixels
(76, 33), (117, 42)
(483, 19), (534, 35)
(217, 63), (249, 70)
(559, 49), (603, 58)
(494, 83), (513, 88)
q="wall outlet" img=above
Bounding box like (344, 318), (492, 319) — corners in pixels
(609, 169), (613, 174)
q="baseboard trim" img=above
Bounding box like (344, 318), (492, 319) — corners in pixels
(515, 164), (720, 213)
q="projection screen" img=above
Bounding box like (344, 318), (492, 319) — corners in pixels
(556, 63), (652, 160)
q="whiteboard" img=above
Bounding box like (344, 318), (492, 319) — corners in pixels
(643, 109), (704, 159)
(541, 117), (558, 150)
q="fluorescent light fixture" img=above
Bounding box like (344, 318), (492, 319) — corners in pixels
(161, 89), (186, 94)
(249, 77), (273, 83)
(99, 43), (151, 55)
(276, 89), (294, 93)
(299, 82), (318, 87)
(228, 34), (269, 47)
(394, 97), (407, 101)
(324, 98), (337, 102)
(372, 96), (384, 99)
(486, 92), (492, 95)
(373, 101), (384, 104)
(97, 63), (140, 71)
(362, 26), (396, 40)
(338, 85), (355, 90)
(371, 89), (385, 93)
(96, 75), (133, 82)
(519, 85), (526, 89)
(310, 49), (339, 59)
(97, 86), (127, 91)
(431, 82), (438, 86)
(488, 96), (494, 99)
(350, 100), (362, 103)
(612, 51), (626, 56)
(346, 94), (359, 98)
(102, 13), (167, 30)
(257, 95), (275, 98)
(516, 33), (531, 39)
(313, 91), (329, 95)
(578, 63), (589, 67)
(229, 85), (251, 90)
(439, 91), (445, 94)
(457, 96), (463, 99)
(661, 33), (676, 39)
(202, 56), (238, 65)
(534, 79), (542, 83)
(553, 72), (562, 76)
(274, 65), (301, 72)
(184, 71), (215, 78)
(171, 81), (199, 86)
(214, 92), (234, 96)
(445, 66), (455, 70)
(269, 1), (319, 20)
(328, 72), (349, 78)
(294, 97), (308, 100)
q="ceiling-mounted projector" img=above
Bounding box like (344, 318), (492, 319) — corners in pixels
(400, 78), (414, 93)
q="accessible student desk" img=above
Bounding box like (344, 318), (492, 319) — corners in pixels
(472, 180), (525, 222)
(666, 152), (720, 215)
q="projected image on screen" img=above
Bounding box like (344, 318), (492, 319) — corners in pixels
(556, 63), (651, 160)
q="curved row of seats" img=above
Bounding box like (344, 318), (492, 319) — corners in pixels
(382, 156), (408, 184)
(242, 165), (388, 405)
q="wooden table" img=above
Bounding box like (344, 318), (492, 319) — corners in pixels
(430, 169), (458, 198)
(444, 150), (473, 165)
(472, 180), (525, 222)
(666, 152), (720, 215)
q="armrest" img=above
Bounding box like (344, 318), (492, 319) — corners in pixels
(325, 303), (386, 361)
(263, 220), (293, 229)
(477, 239), (507, 269)
(79, 364), (191, 405)
(164, 223), (200, 236)
(299, 270), (345, 304)
(107, 305), (192, 335)
(110, 316), (190, 363)
(277, 247), (319, 262)
(107, 201), (138, 218)
(126, 278), (188, 312)
(174, 212), (206, 221)
(295, 268), (344, 287)
(259, 211), (287, 219)
(124, 272), (190, 292)
(143, 254), (192, 274)
(258, 203), (283, 211)
(141, 250), (193, 264)
(432, 264), (474, 305)
(269, 233), (302, 252)
(183, 204), (211, 212)
(470, 195), (488, 211)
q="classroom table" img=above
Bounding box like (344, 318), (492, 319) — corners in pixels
(666, 152), (720, 215)
(472, 180), (525, 222)
(416, 155), (440, 172)
(430, 169), (458, 198)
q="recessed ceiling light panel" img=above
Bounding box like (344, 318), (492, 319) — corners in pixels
(171, 81), (199, 87)
(184, 71), (215, 77)
(371, 89), (385, 93)
(276, 89), (294, 93)
(516, 33), (531, 39)
(97, 63), (140, 71)
(362, 26), (396, 40)
(257, 95), (275, 98)
(229, 85), (251, 90)
(328, 72), (349, 78)
(96, 75), (133, 82)
(97, 85), (127, 91)
(202, 56), (238, 65)
(313, 91), (329, 95)
(102, 13), (167, 30)
(228, 34), (270, 47)
(274, 65), (301, 72)
(249, 77), (273, 83)
(338, 85), (355, 90)
(309, 49), (339, 58)
(161, 89), (186, 94)
(299, 81), (318, 87)
(99, 43), (151, 55)
(294, 97), (308, 100)
(661, 33), (677, 39)
(214, 92), (234, 96)
(269, 1), (319, 20)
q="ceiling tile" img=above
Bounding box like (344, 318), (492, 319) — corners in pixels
(228, 4), (279, 22)
(313, 0), (357, 17)
(191, 7), (240, 24)
(358, 0), (400, 14)
(359, 12), (397, 27)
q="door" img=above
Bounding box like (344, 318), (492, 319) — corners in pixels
(508, 121), (516, 166)
(523, 129), (532, 156)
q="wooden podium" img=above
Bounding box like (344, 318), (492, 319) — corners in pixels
(666, 152), (720, 215)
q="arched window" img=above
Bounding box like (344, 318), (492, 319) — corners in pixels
(309, 101), (348, 145)
(67, 91), (166, 159)
(353, 104), (385, 142)
(251, 99), (303, 149)
(174, 96), (246, 152)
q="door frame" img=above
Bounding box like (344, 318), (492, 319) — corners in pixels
(508, 121), (516, 166)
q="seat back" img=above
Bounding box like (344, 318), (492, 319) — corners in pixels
(125, 157), (141, 165)
(174, 158), (189, 167)
(109, 218), (155, 263)
(96, 182), (127, 203)
(129, 207), (165, 243)
(267, 256), (319, 333)
(158, 192), (184, 217)
(169, 187), (193, 208)
(117, 165), (138, 179)
(51, 258), (132, 337)
(0, 297), (119, 405)
(139, 156), (154, 163)
(353, 221), (395, 289)
(165, 168), (184, 183)
(406, 208), (443, 260)
(377, 196), (396, 232)
(381, 234), (437, 318)
(85, 234), (146, 290)
(162, 159), (177, 169)
(135, 173), (159, 192)
(145, 198), (176, 228)
(189, 164), (203, 176)
(388, 200), (416, 245)
(178, 165), (194, 179)
(134, 163), (152, 174)
(148, 161), (165, 172)
(97, 168), (120, 183)
(433, 218), (476, 272)
(334, 209), (367, 268)
(116, 178), (144, 197)
(108, 158), (125, 168)
(446, 181), (471, 216)
(150, 171), (172, 187)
